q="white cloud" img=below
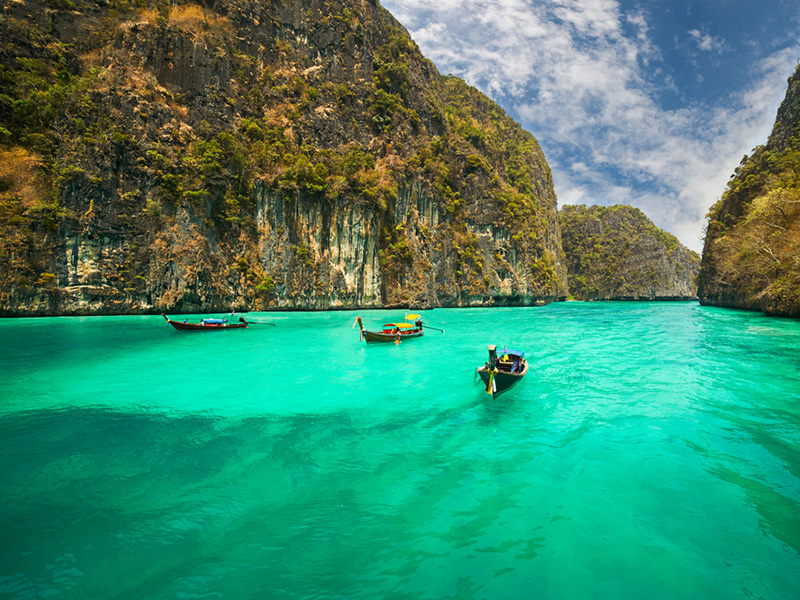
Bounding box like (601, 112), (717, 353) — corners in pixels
(688, 28), (726, 53)
(382, 0), (798, 252)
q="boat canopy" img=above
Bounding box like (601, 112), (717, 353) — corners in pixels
(202, 318), (227, 324)
(501, 349), (525, 357)
(405, 313), (421, 320)
(384, 322), (414, 328)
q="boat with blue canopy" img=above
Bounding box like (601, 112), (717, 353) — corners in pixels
(476, 345), (528, 397)
(161, 312), (248, 331)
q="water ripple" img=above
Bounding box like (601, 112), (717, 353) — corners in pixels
(1, 304), (799, 599)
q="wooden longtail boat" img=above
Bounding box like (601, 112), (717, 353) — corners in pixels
(162, 313), (248, 331)
(476, 345), (528, 398)
(355, 315), (424, 344)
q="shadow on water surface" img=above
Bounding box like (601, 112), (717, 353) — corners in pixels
(0, 394), (555, 598)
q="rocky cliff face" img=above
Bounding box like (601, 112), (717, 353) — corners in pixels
(0, 0), (567, 315)
(697, 64), (800, 317)
(560, 205), (699, 301)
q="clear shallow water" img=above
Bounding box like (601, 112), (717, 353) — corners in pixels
(0, 302), (799, 599)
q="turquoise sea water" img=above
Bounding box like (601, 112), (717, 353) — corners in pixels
(0, 302), (799, 599)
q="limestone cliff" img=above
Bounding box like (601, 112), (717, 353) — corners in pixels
(560, 204), (699, 301)
(697, 64), (800, 317)
(0, 0), (567, 315)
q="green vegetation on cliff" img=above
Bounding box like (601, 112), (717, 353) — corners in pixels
(698, 63), (800, 317)
(0, 0), (566, 314)
(560, 204), (699, 301)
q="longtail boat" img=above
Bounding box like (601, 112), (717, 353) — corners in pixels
(476, 345), (528, 398)
(162, 313), (248, 331)
(355, 314), (424, 344)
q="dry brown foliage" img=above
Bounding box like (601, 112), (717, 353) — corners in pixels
(0, 148), (46, 208)
(139, 4), (232, 36)
(711, 187), (800, 305)
(138, 8), (159, 24)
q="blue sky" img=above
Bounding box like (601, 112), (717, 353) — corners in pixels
(381, 0), (800, 251)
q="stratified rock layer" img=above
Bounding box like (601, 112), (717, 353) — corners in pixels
(0, 0), (567, 315)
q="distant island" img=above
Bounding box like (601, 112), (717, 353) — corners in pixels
(560, 205), (699, 301)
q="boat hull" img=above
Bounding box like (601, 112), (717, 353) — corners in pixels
(162, 314), (248, 331)
(476, 360), (528, 398)
(362, 329), (423, 343)
(167, 321), (247, 331)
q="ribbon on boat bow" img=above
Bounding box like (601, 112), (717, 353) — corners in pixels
(486, 368), (497, 395)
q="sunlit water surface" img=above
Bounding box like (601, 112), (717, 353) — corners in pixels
(1, 303), (799, 599)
